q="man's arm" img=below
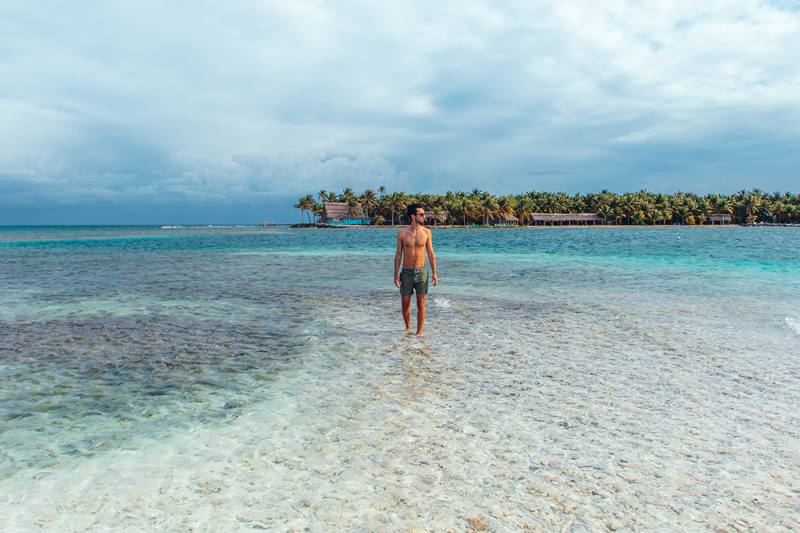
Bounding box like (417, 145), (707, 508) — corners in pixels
(426, 229), (438, 286)
(394, 231), (403, 288)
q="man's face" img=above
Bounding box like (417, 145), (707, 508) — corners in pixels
(415, 209), (425, 222)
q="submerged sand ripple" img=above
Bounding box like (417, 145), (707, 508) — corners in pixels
(2, 289), (799, 532)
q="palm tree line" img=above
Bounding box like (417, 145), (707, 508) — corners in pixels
(295, 188), (799, 225)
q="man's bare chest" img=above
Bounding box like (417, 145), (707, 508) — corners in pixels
(402, 231), (427, 249)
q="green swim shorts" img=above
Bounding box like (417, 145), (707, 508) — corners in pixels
(399, 265), (429, 297)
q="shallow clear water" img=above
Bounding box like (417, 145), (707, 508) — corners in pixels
(1, 225), (799, 531)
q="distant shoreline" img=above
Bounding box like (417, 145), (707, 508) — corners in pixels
(286, 222), (798, 229)
(295, 188), (798, 226)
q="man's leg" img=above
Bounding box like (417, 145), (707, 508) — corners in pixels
(415, 294), (426, 336)
(401, 295), (412, 332)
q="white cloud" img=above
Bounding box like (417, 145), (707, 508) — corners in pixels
(0, 149), (410, 206)
(1, 0), (799, 217)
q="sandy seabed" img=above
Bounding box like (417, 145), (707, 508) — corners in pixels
(2, 287), (799, 532)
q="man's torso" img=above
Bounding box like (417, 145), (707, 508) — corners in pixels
(400, 226), (430, 269)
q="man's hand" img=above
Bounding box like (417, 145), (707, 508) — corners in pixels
(432, 272), (438, 287)
(394, 274), (401, 288)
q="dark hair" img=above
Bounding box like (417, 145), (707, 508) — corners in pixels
(407, 203), (424, 217)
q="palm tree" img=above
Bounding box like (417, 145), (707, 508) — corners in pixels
(631, 210), (645, 225)
(294, 194), (314, 223)
(697, 198), (713, 219)
(542, 194), (563, 214)
(432, 207), (443, 227)
(446, 198), (465, 226)
(386, 192), (407, 226)
(739, 194), (760, 222)
(295, 187), (797, 227)
(612, 207), (625, 225)
(346, 197), (362, 221)
(417, 193), (434, 209)
(302, 194), (315, 223)
(774, 202), (787, 223)
(597, 205), (614, 224)
(675, 205), (692, 225)
(312, 202), (323, 223)
(480, 196), (499, 225)
(686, 200), (700, 222)
(761, 200), (775, 223)
(361, 189), (377, 219)
(464, 197), (481, 225)
(618, 193), (638, 225)
(293, 198), (305, 222)
(497, 196), (517, 219)
(715, 198), (733, 215)
(785, 204), (796, 223)
(517, 197), (534, 225)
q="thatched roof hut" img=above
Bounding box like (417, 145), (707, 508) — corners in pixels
(709, 214), (731, 224)
(489, 214), (519, 225)
(321, 202), (366, 223)
(529, 213), (605, 226)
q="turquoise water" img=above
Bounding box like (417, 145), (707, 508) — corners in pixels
(1, 225), (799, 531)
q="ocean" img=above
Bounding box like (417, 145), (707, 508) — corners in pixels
(1, 225), (799, 531)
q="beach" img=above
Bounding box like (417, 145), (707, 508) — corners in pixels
(1, 225), (799, 531)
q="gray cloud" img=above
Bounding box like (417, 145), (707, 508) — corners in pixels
(1, 0), (799, 222)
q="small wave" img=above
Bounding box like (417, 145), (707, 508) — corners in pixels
(161, 225), (183, 229)
(433, 296), (452, 308)
(786, 317), (800, 336)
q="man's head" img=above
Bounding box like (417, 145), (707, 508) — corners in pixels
(407, 203), (425, 222)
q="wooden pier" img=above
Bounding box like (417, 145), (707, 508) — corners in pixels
(260, 223), (348, 228)
(742, 223), (799, 227)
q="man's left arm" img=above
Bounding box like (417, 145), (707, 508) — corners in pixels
(426, 230), (438, 286)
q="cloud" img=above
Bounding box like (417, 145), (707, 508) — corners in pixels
(1, 0), (799, 221)
(0, 149), (411, 206)
(527, 171), (574, 176)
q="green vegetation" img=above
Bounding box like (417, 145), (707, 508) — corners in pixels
(295, 188), (799, 225)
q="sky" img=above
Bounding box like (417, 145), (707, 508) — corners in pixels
(1, 0), (799, 224)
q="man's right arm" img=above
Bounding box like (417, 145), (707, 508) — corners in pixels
(394, 232), (403, 288)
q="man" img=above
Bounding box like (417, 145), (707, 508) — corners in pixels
(394, 203), (438, 336)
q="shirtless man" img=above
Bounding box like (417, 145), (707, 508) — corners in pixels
(394, 203), (438, 336)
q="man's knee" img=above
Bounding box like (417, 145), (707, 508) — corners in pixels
(416, 295), (426, 309)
